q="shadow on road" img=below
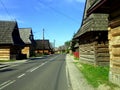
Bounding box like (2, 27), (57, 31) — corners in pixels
(0, 68), (16, 73)
(29, 56), (49, 60)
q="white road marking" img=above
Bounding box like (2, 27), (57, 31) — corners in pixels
(0, 80), (11, 87)
(26, 61), (48, 73)
(49, 56), (59, 61)
(28, 55), (59, 72)
(17, 73), (25, 78)
(0, 80), (16, 90)
(26, 55), (59, 73)
(30, 67), (38, 72)
(40, 62), (47, 66)
(0, 64), (19, 70)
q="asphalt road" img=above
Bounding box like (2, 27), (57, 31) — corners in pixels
(0, 54), (72, 90)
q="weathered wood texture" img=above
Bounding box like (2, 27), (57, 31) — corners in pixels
(79, 43), (95, 64)
(0, 47), (10, 60)
(79, 31), (109, 66)
(79, 41), (109, 66)
(109, 26), (120, 85)
(95, 43), (109, 65)
(85, 0), (120, 87)
(35, 50), (50, 55)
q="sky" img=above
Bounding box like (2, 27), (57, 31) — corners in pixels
(0, 0), (85, 47)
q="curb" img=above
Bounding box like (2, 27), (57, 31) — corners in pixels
(66, 54), (94, 90)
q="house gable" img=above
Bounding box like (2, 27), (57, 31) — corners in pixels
(0, 21), (24, 46)
(19, 28), (34, 44)
(0, 21), (25, 60)
(19, 28), (35, 58)
(35, 39), (52, 55)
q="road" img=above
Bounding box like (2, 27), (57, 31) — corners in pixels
(0, 54), (72, 90)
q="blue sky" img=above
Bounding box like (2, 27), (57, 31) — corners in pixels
(0, 0), (85, 47)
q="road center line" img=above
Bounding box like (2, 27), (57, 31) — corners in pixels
(17, 73), (25, 78)
(26, 61), (48, 73)
(30, 66), (39, 72)
(29, 56), (59, 72)
(49, 56), (59, 61)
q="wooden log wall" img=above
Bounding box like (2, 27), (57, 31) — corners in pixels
(79, 32), (109, 66)
(10, 46), (22, 60)
(79, 42), (96, 64)
(108, 26), (120, 85)
(95, 42), (109, 66)
(79, 42), (109, 66)
(35, 50), (49, 55)
(0, 46), (10, 60)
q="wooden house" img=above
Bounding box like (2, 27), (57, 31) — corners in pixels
(87, 0), (120, 86)
(71, 36), (79, 53)
(19, 28), (35, 58)
(74, 0), (109, 65)
(0, 21), (25, 60)
(35, 40), (53, 55)
(71, 38), (79, 58)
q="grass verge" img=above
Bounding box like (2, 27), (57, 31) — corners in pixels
(74, 57), (79, 60)
(74, 62), (118, 89)
(0, 60), (16, 62)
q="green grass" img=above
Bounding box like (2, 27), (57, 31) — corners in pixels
(74, 62), (117, 88)
(74, 57), (79, 60)
(0, 60), (16, 62)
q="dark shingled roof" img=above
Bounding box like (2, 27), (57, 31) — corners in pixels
(35, 40), (51, 50)
(87, 0), (110, 16)
(19, 28), (33, 44)
(0, 21), (24, 45)
(74, 0), (108, 39)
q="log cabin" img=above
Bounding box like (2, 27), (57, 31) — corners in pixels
(71, 37), (79, 53)
(0, 21), (25, 60)
(19, 28), (35, 58)
(73, 0), (109, 66)
(71, 38), (79, 58)
(35, 40), (53, 55)
(87, 0), (120, 86)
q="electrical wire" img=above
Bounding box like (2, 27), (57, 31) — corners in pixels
(37, 0), (80, 24)
(0, 0), (15, 21)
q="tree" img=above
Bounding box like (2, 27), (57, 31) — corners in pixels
(64, 40), (71, 53)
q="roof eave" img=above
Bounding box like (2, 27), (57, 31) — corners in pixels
(87, 0), (109, 16)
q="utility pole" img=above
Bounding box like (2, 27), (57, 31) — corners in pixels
(43, 28), (45, 54)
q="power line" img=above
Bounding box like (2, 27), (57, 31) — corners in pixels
(37, 0), (80, 24)
(0, 0), (15, 21)
(0, 0), (16, 40)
